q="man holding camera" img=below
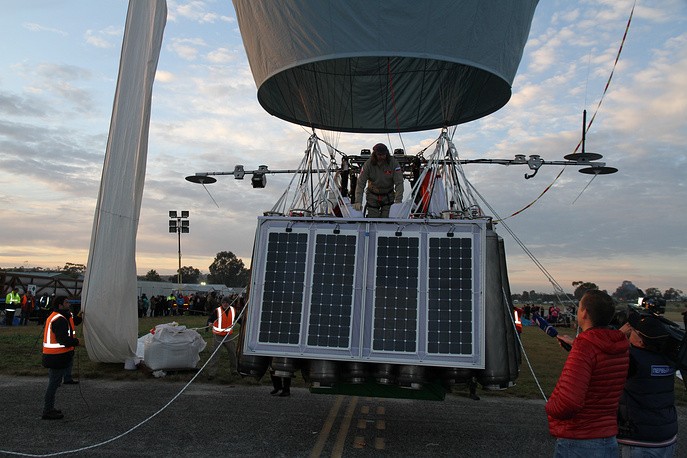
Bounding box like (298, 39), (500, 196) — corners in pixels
(617, 313), (677, 457)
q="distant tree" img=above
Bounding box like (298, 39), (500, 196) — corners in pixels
(143, 269), (162, 282)
(60, 263), (86, 278)
(644, 287), (662, 298)
(572, 281), (599, 300)
(521, 291), (530, 301)
(208, 251), (250, 287)
(170, 266), (201, 284)
(664, 288), (684, 301)
(613, 280), (643, 301)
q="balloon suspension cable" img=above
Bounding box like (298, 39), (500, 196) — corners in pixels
(201, 182), (220, 208)
(503, 287), (548, 402)
(465, 178), (576, 305)
(271, 134), (348, 217)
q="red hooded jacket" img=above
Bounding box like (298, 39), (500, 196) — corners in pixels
(546, 327), (629, 439)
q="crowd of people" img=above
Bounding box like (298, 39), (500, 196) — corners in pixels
(3, 287), (54, 326)
(137, 291), (244, 318)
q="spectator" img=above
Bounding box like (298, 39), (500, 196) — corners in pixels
(617, 312), (677, 456)
(141, 294), (150, 317)
(20, 291), (35, 326)
(546, 290), (629, 456)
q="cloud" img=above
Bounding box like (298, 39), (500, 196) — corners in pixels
(206, 47), (237, 64)
(17, 63), (96, 112)
(168, 37), (207, 61)
(155, 70), (175, 83)
(0, 92), (48, 117)
(167, 0), (235, 24)
(22, 22), (67, 36)
(84, 26), (122, 49)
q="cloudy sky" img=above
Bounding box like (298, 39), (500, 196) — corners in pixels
(0, 0), (685, 295)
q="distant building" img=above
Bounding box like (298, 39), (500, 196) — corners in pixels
(1, 271), (244, 303)
(136, 281), (244, 298)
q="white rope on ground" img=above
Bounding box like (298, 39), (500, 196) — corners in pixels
(0, 296), (248, 457)
(503, 288), (548, 402)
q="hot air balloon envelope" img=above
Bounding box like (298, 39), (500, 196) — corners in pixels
(233, 0), (539, 133)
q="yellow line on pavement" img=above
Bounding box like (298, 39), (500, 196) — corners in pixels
(332, 396), (358, 457)
(309, 395), (344, 458)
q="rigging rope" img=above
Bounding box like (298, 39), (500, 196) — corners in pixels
(503, 288), (549, 401)
(464, 176), (576, 305)
(496, 0), (636, 222)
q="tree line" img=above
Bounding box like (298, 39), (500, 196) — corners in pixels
(6, 262), (684, 301)
(2, 252), (250, 288)
(513, 280), (684, 303)
(139, 251), (250, 287)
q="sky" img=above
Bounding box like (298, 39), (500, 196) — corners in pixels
(0, 0), (685, 295)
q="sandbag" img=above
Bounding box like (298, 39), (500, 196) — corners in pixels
(142, 323), (207, 370)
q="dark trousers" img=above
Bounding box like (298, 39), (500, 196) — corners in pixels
(271, 373), (291, 392)
(4, 309), (15, 326)
(44, 367), (67, 413)
(64, 356), (74, 382)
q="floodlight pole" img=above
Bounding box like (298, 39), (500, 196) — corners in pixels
(169, 210), (189, 294)
(177, 226), (181, 290)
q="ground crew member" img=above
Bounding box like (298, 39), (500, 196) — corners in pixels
(42, 296), (80, 420)
(207, 297), (239, 379)
(4, 287), (21, 326)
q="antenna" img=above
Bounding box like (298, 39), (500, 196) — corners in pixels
(563, 110), (617, 175)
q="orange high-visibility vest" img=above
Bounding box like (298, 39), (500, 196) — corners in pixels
(43, 311), (75, 355)
(69, 313), (77, 339)
(514, 309), (523, 334)
(212, 305), (236, 336)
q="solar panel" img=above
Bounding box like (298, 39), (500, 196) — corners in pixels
(258, 231), (308, 344)
(427, 235), (473, 355)
(372, 235), (419, 352)
(307, 233), (357, 348)
(245, 216), (485, 368)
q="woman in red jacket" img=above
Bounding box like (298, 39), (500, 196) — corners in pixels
(546, 290), (629, 457)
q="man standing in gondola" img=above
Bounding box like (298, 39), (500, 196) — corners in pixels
(354, 143), (403, 217)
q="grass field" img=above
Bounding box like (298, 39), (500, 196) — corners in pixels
(1, 308), (685, 404)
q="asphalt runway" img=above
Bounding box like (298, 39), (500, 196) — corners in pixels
(0, 375), (684, 457)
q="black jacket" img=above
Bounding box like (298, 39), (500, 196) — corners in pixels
(617, 345), (677, 446)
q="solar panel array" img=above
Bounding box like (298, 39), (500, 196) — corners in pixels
(245, 217), (485, 368)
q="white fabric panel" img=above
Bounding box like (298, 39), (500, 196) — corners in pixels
(233, 0), (539, 132)
(82, 0), (167, 363)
